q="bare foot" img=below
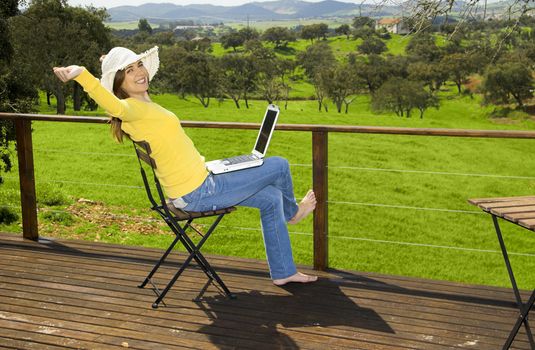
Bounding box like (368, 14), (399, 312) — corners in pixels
(273, 272), (318, 286)
(288, 190), (316, 225)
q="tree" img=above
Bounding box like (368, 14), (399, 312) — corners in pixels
(262, 27), (296, 49)
(352, 16), (374, 30)
(385, 55), (409, 80)
(221, 31), (245, 52)
(480, 61), (534, 108)
(148, 31), (175, 46)
(239, 54), (258, 108)
(323, 62), (362, 113)
(1, 0), (36, 186)
(315, 23), (329, 41)
(138, 18), (152, 34)
(238, 27), (260, 42)
(67, 5), (112, 111)
(335, 24), (351, 39)
(439, 52), (478, 94)
(297, 42), (336, 79)
(221, 27), (260, 52)
(11, 0), (111, 114)
(161, 47), (219, 107)
(250, 46), (284, 104)
(312, 68), (331, 112)
(178, 37), (212, 52)
(408, 61), (447, 93)
(217, 53), (251, 108)
(353, 26), (376, 40)
(406, 33), (442, 63)
(357, 36), (386, 55)
(300, 23), (329, 43)
(407, 0), (533, 34)
(300, 25), (317, 43)
(354, 54), (391, 94)
(297, 42), (336, 111)
(372, 78), (438, 118)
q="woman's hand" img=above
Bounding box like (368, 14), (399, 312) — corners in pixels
(53, 65), (83, 83)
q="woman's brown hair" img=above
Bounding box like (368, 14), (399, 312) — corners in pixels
(110, 69), (129, 143)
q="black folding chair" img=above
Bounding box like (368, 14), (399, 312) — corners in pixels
(133, 141), (236, 308)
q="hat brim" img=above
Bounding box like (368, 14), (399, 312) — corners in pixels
(101, 46), (159, 93)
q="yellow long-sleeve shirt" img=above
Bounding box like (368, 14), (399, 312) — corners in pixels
(75, 68), (208, 198)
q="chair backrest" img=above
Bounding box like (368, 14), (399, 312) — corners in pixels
(134, 140), (202, 220)
(133, 141), (236, 221)
(133, 141), (157, 169)
(133, 140), (164, 210)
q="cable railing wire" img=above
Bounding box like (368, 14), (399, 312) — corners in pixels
(0, 176), (498, 215)
(34, 149), (535, 180)
(3, 204), (528, 258)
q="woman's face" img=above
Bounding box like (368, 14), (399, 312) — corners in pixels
(120, 60), (149, 98)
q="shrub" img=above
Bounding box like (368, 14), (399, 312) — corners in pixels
(37, 184), (70, 206)
(41, 211), (75, 226)
(0, 207), (18, 224)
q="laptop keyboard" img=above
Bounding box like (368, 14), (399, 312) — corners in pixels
(224, 154), (258, 165)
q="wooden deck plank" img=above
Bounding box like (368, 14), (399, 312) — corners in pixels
(0, 235), (520, 301)
(0, 260), (519, 329)
(0, 259), (521, 332)
(0, 233), (533, 349)
(0, 246), (522, 303)
(0, 288), (511, 350)
(0, 276), (522, 346)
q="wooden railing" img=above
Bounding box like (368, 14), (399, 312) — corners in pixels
(2, 112), (535, 270)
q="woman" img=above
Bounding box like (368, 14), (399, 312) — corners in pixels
(53, 46), (317, 286)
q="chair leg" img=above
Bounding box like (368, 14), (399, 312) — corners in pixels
(152, 248), (197, 308)
(138, 235), (181, 288)
(182, 214), (235, 299)
(194, 250), (235, 299)
(149, 214), (235, 308)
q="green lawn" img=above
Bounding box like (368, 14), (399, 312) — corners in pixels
(227, 18), (352, 31)
(197, 34), (405, 62)
(2, 88), (535, 290)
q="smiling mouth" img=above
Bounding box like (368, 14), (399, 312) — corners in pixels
(136, 78), (147, 84)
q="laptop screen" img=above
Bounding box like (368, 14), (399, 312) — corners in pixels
(254, 108), (278, 154)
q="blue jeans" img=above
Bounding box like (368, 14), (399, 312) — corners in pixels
(180, 156), (299, 279)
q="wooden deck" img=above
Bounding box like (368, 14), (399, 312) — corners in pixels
(0, 232), (532, 350)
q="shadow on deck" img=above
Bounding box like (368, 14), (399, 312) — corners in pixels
(0, 232), (532, 349)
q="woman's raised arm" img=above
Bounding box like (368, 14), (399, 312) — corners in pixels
(52, 65), (135, 121)
(53, 65), (84, 83)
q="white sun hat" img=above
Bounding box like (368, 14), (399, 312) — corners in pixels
(100, 46), (159, 93)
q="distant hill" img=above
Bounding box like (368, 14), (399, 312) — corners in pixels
(107, 0), (402, 23)
(106, 0), (515, 23)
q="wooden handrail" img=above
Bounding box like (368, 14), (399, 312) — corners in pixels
(2, 112), (535, 271)
(2, 113), (535, 138)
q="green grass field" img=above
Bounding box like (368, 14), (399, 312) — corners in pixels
(104, 18), (353, 31)
(227, 18), (352, 31)
(1, 88), (535, 289)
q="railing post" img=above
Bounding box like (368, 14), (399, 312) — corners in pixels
(312, 131), (328, 271)
(14, 119), (38, 241)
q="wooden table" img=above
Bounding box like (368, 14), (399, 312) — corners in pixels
(469, 196), (535, 349)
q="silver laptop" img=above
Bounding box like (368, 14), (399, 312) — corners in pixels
(206, 104), (280, 175)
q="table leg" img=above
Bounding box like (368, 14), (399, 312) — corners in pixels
(504, 291), (535, 350)
(492, 215), (535, 349)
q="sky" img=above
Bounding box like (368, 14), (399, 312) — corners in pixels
(68, 0), (392, 9)
(68, 0), (322, 7)
(67, 0), (503, 9)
